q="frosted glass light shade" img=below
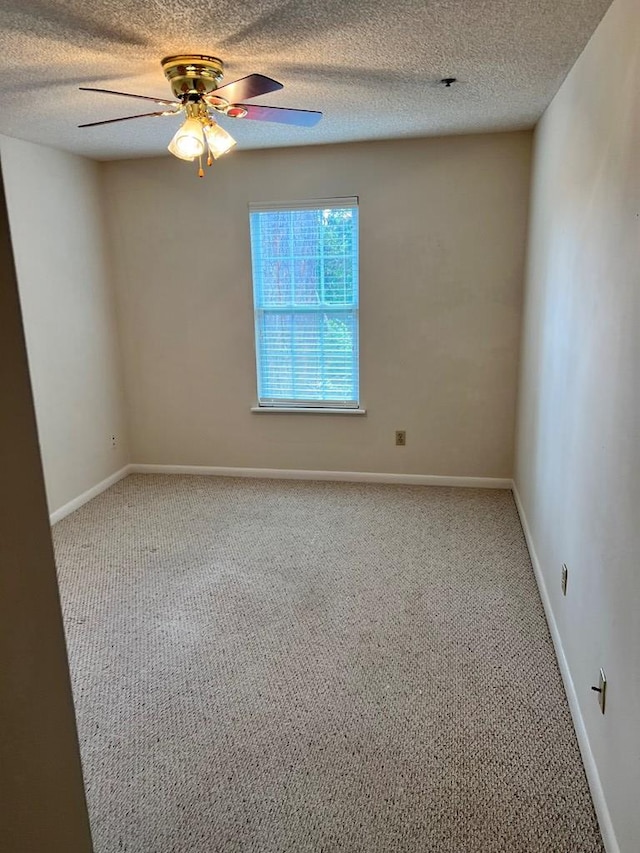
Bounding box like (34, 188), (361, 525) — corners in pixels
(204, 122), (237, 159)
(168, 118), (206, 161)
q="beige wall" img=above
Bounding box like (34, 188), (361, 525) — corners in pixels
(515, 0), (639, 849)
(0, 162), (93, 851)
(0, 136), (129, 515)
(103, 132), (531, 477)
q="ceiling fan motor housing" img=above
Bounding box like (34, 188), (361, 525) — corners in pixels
(161, 55), (224, 99)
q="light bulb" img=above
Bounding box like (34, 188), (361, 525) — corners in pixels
(203, 122), (237, 159)
(168, 118), (206, 161)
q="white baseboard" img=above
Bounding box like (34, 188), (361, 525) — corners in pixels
(129, 463), (512, 489)
(512, 484), (619, 853)
(49, 465), (131, 525)
(47, 464), (511, 526)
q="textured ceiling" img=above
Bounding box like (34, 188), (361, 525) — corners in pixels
(0, 0), (612, 160)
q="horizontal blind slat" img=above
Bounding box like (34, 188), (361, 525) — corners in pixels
(249, 197), (358, 212)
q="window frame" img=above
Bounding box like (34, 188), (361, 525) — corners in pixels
(249, 198), (360, 412)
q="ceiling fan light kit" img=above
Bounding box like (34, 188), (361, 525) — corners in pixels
(203, 122), (237, 159)
(168, 114), (206, 161)
(79, 54), (322, 178)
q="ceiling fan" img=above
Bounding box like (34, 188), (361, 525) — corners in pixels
(79, 55), (323, 177)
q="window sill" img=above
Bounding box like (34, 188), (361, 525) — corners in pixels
(251, 406), (366, 415)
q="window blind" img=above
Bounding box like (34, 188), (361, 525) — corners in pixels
(249, 199), (359, 408)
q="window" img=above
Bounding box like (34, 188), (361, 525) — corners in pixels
(249, 198), (359, 410)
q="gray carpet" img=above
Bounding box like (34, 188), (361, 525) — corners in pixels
(53, 475), (604, 853)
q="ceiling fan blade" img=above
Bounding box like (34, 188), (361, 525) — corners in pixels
(79, 87), (178, 107)
(211, 74), (283, 104)
(78, 111), (171, 128)
(232, 104), (322, 127)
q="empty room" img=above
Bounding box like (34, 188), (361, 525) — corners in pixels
(1, 0), (638, 851)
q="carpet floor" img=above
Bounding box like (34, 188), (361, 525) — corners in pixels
(53, 474), (603, 853)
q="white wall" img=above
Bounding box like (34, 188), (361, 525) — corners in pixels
(103, 132), (531, 477)
(0, 137), (129, 515)
(514, 0), (639, 849)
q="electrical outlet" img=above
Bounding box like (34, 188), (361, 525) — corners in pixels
(111, 434), (117, 448)
(395, 430), (406, 446)
(561, 563), (568, 595)
(591, 668), (607, 714)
